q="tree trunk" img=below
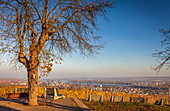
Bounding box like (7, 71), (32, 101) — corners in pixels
(27, 66), (38, 106)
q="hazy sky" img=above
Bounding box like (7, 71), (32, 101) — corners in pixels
(0, 0), (170, 79)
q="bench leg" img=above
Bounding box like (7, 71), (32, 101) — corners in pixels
(8, 94), (12, 104)
(43, 93), (46, 104)
(44, 98), (46, 103)
(50, 99), (53, 106)
(8, 98), (12, 104)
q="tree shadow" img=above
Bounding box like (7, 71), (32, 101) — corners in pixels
(49, 102), (82, 111)
(0, 98), (28, 105)
(38, 98), (84, 111)
(0, 98), (89, 111)
(0, 104), (21, 111)
(1, 97), (46, 106)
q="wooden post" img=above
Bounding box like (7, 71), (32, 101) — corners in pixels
(54, 88), (58, 99)
(110, 96), (114, 102)
(130, 97), (133, 102)
(122, 96), (125, 102)
(86, 90), (89, 101)
(100, 95), (103, 102)
(144, 98), (148, 103)
(86, 94), (89, 101)
(88, 95), (91, 102)
(160, 99), (164, 106)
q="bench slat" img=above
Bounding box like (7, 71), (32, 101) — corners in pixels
(6, 93), (28, 98)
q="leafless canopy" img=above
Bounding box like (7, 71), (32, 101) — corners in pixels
(152, 28), (170, 72)
(0, 0), (112, 76)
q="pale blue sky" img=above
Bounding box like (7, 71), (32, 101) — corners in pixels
(0, 0), (170, 79)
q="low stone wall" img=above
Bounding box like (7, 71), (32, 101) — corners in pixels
(87, 95), (103, 102)
(87, 96), (148, 103)
(87, 95), (125, 102)
(112, 96), (125, 102)
(130, 97), (148, 103)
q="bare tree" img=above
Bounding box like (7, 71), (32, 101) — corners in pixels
(0, 0), (112, 106)
(152, 28), (170, 72)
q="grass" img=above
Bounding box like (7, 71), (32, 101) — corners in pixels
(83, 101), (170, 111)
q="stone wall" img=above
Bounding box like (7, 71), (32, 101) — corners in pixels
(87, 95), (103, 102)
(130, 97), (148, 103)
(110, 96), (125, 102)
(87, 95), (125, 102)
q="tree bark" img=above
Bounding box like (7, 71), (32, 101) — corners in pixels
(26, 32), (46, 106)
(27, 63), (38, 106)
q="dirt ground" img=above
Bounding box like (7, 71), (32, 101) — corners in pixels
(0, 97), (81, 111)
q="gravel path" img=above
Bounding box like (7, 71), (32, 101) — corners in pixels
(0, 97), (81, 111)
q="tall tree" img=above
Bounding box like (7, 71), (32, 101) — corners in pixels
(0, 0), (112, 106)
(153, 28), (170, 72)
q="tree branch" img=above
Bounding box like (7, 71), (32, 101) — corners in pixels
(31, 0), (43, 23)
(42, 0), (48, 25)
(47, 0), (61, 22)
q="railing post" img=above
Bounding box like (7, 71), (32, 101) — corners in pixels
(100, 95), (103, 102)
(160, 99), (164, 106)
(122, 96), (125, 102)
(110, 96), (114, 102)
(88, 95), (91, 102)
(130, 97), (133, 102)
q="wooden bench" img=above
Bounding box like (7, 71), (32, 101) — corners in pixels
(44, 88), (65, 102)
(43, 88), (65, 105)
(6, 93), (28, 103)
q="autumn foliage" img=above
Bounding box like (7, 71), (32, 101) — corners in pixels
(2, 86), (169, 105)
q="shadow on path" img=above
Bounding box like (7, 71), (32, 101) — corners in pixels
(0, 98), (27, 105)
(0, 98), (82, 111)
(49, 102), (82, 111)
(0, 104), (21, 111)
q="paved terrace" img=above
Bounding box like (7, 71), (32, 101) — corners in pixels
(0, 97), (90, 111)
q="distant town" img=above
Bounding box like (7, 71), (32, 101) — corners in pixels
(0, 77), (169, 96)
